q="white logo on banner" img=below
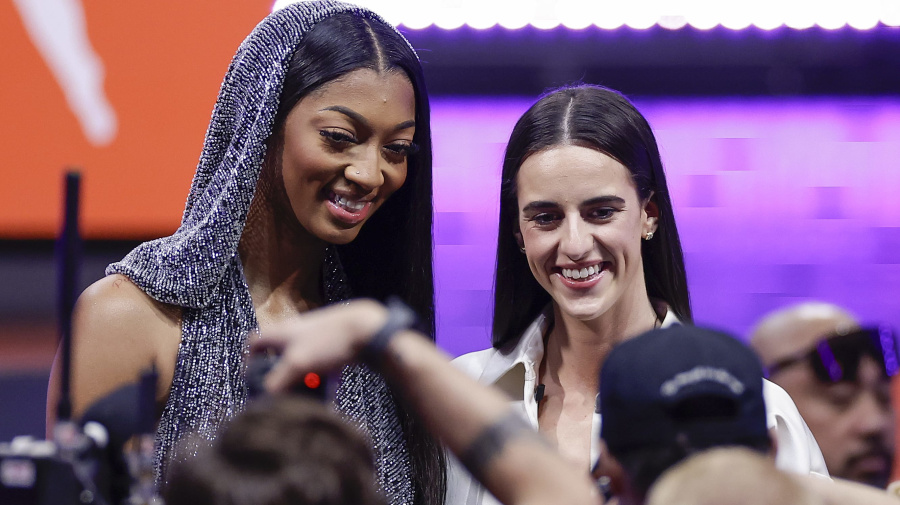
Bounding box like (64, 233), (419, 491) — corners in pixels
(13, 0), (118, 146)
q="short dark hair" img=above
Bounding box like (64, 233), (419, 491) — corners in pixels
(265, 14), (444, 504)
(492, 84), (691, 348)
(163, 396), (385, 505)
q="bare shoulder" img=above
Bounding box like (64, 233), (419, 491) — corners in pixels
(48, 274), (182, 423)
(75, 274), (181, 337)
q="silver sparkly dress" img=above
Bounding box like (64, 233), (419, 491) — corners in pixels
(107, 2), (416, 503)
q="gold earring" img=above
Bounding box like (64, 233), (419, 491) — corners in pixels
(644, 231), (654, 241)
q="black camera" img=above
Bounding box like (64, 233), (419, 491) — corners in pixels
(246, 353), (333, 402)
(0, 173), (160, 504)
(1, 422), (100, 505)
(0, 370), (160, 505)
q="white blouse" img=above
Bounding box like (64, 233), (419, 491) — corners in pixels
(445, 311), (829, 505)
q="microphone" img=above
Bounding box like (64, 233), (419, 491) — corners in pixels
(534, 384), (545, 403)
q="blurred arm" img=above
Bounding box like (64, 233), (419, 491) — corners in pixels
(803, 475), (900, 505)
(257, 299), (601, 505)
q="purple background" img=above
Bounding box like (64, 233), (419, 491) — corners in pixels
(431, 96), (900, 357)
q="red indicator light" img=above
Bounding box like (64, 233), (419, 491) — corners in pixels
(304, 373), (321, 389)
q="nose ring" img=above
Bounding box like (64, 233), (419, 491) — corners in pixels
(355, 170), (360, 175)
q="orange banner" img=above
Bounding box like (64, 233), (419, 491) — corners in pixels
(1, 1), (272, 238)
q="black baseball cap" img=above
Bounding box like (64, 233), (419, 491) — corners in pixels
(599, 325), (768, 456)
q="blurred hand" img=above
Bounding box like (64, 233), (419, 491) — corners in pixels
(887, 480), (900, 498)
(592, 438), (629, 502)
(252, 299), (388, 393)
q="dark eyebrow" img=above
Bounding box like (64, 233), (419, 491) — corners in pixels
(521, 201), (558, 213)
(582, 196), (626, 206)
(321, 106), (415, 131)
(321, 106), (370, 129)
(522, 195), (626, 213)
(394, 119), (416, 131)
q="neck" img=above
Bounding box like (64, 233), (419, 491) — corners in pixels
(542, 284), (659, 391)
(239, 186), (327, 326)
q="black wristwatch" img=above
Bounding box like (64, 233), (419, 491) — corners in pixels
(359, 297), (418, 366)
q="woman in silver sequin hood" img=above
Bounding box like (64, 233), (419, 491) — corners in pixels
(47, 2), (444, 504)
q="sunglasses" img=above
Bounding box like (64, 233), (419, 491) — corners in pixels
(765, 325), (899, 383)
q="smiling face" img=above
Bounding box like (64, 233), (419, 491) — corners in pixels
(516, 145), (658, 323)
(276, 68), (416, 245)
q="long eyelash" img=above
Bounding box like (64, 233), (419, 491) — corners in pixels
(591, 208), (620, 219)
(524, 214), (557, 224)
(319, 130), (356, 144)
(385, 142), (420, 156)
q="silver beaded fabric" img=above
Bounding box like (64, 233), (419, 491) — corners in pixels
(106, 2), (416, 504)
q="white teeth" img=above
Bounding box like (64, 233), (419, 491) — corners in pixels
(334, 195), (365, 211)
(561, 265), (602, 280)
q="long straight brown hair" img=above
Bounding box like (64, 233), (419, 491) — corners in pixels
(493, 85), (692, 349)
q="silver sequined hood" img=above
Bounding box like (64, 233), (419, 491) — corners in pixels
(106, 4), (423, 503)
(108, 0), (406, 308)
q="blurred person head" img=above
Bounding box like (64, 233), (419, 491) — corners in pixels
(491, 84), (691, 348)
(751, 302), (896, 488)
(645, 447), (823, 505)
(597, 325), (772, 504)
(163, 395), (384, 505)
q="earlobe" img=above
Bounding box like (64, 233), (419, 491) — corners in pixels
(514, 231), (525, 253)
(643, 193), (660, 236)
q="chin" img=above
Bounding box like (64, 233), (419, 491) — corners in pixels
(301, 213), (369, 245)
(555, 297), (612, 322)
(318, 228), (363, 245)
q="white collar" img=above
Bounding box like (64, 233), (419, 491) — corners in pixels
(477, 308), (550, 388)
(482, 303), (682, 391)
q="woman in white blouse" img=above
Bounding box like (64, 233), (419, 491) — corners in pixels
(446, 84), (828, 505)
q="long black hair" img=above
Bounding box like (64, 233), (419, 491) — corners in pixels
(274, 13), (434, 335)
(271, 13), (443, 505)
(493, 85), (691, 348)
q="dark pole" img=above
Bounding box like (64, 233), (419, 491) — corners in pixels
(56, 170), (82, 422)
